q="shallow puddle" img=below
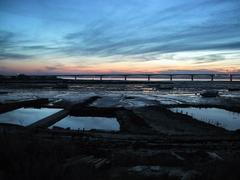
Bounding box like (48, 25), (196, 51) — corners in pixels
(0, 108), (62, 126)
(50, 116), (120, 131)
(170, 107), (240, 131)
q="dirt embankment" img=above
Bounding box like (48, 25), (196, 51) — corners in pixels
(133, 106), (226, 135)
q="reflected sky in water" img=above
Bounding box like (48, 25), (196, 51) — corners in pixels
(0, 108), (62, 126)
(51, 116), (120, 131)
(170, 107), (240, 131)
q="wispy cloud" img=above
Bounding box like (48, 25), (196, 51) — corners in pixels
(59, 0), (240, 63)
(0, 0), (239, 73)
(0, 52), (33, 60)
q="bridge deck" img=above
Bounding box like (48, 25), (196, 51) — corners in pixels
(2, 73), (240, 82)
(57, 73), (240, 81)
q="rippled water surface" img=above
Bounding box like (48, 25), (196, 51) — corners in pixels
(0, 108), (62, 126)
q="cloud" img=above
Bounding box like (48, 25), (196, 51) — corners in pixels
(44, 66), (59, 71)
(194, 54), (226, 64)
(22, 45), (57, 50)
(0, 0), (240, 66)
(0, 31), (34, 60)
(44, 63), (64, 71)
(0, 30), (13, 39)
(0, 52), (33, 60)
(0, 31), (15, 46)
(59, 0), (240, 63)
(0, 31), (60, 60)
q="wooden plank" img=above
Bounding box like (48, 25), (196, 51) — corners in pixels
(27, 109), (69, 128)
(63, 155), (94, 168)
(95, 159), (110, 169)
(0, 98), (49, 114)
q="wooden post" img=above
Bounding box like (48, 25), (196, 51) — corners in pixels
(74, 75), (77, 81)
(124, 75), (127, 81)
(170, 75), (173, 81)
(100, 75), (103, 81)
(230, 74), (233, 82)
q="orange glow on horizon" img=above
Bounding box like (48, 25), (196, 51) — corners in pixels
(1, 63), (240, 75)
(1, 56), (240, 75)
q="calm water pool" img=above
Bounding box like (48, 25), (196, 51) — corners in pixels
(0, 108), (62, 126)
(50, 116), (120, 131)
(170, 107), (240, 131)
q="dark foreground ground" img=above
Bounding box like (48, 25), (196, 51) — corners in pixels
(1, 80), (240, 180)
(1, 128), (240, 180)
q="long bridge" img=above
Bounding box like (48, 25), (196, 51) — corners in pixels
(56, 73), (240, 82)
(2, 73), (240, 82)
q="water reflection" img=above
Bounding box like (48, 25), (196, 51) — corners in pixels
(170, 107), (240, 131)
(0, 108), (62, 126)
(50, 116), (120, 131)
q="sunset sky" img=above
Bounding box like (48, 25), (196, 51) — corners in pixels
(0, 0), (240, 75)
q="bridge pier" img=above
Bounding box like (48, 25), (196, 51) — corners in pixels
(191, 75), (194, 81)
(147, 75), (151, 81)
(210, 74), (214, 81)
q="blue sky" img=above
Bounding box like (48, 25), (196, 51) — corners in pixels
(0, 0), (240, 74)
